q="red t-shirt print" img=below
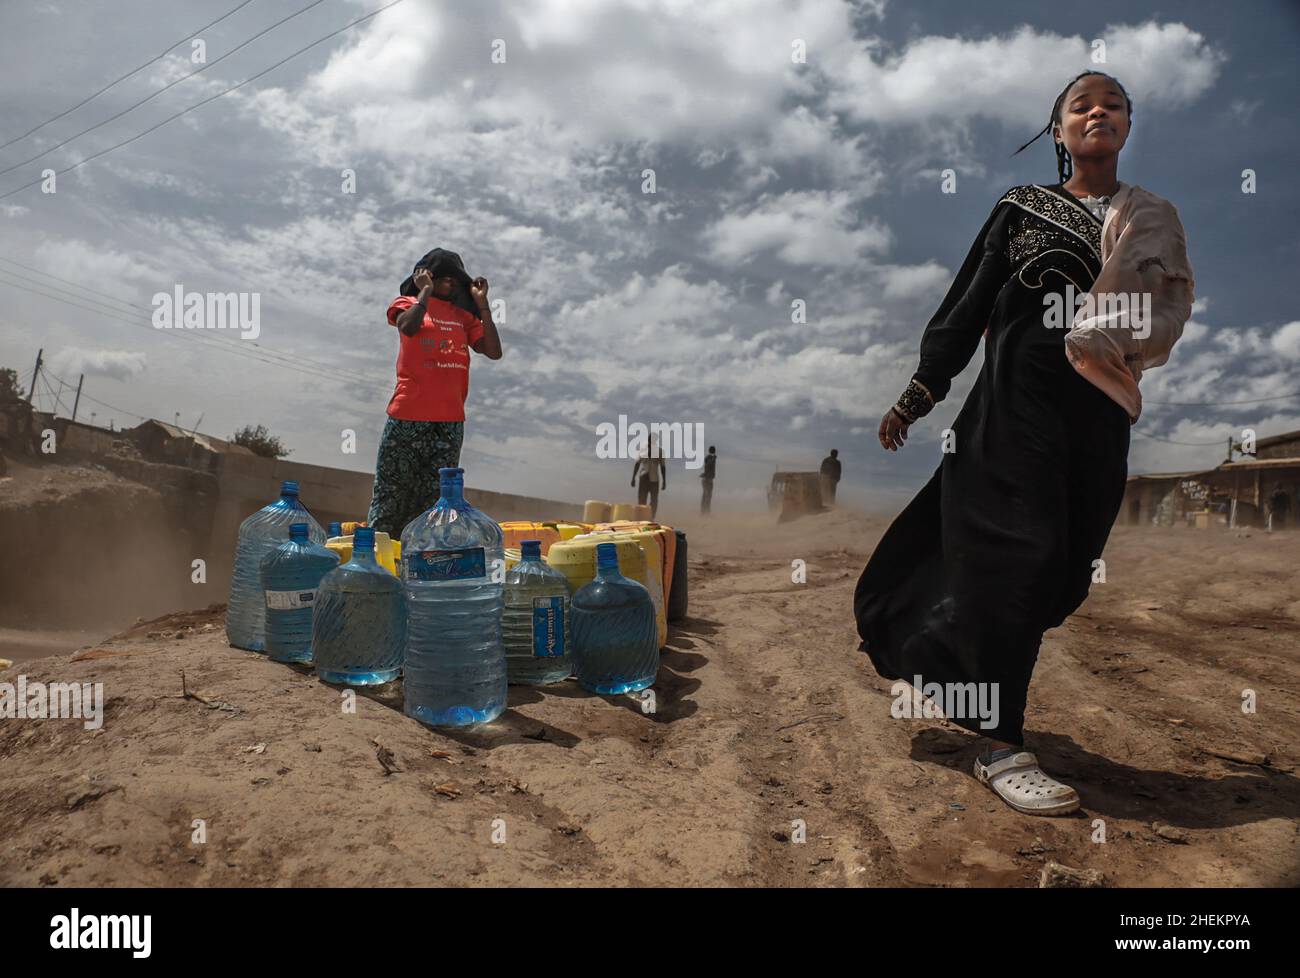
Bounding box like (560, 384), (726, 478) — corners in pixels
(385, 296), (486, 422)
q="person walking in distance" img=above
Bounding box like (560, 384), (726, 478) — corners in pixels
(820, 449), (842, 506)
(700, 445), (717, 514)
(631, 438), (667, 518)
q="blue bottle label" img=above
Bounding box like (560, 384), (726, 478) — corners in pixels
(265, 588), (318, 610)
(406, 547), (486, 581)
(532, 596), (565, 658)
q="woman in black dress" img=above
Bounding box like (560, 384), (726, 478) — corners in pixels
(854, 71), (1156, 816)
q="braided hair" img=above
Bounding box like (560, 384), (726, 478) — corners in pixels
(1013, 71), (1133, 184)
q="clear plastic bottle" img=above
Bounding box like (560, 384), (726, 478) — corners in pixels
(400, 467), (507, 726)
(572, 542), (658, 694)
(313, 526), (407, 685)
(444, 467), (505, 568)
(503, 539), (572, 685)
(260, 523), (339, 664)
(227, 480), (324, 652)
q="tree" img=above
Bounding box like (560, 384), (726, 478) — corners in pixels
(231, 423), (292, 458)
(0, 367), (25, 404)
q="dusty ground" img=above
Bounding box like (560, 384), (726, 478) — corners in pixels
(0, 456), (213, 650)
(2, 509), (1298, 887)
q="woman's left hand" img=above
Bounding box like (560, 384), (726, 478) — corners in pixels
(470, 277), (490, 309)
(878, 408), (910, 452)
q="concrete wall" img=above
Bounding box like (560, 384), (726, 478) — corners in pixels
(19, 414), (583, 599)
(1121, 479), (1178, 526)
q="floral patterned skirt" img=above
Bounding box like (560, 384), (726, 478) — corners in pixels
(366, 417), (464, 538)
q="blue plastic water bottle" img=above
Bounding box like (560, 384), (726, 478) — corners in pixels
(503, 540), (572, 685)
(400, 467), (507, 726)
(572, 542), (658, 694)
(227, 481), (325, 652)
(313, 526), (407, 685)
(260, 523), (339, 664)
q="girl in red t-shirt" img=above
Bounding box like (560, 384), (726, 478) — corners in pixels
(366, 249), (502, 537)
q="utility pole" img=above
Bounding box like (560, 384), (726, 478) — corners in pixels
(27, 348), (42, 404)
(71, 374), (84, 422)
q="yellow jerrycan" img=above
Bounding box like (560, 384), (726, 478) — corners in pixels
(583, 500), (612, 523)
(586, 524), (676, 617)
(327, 531), (399, 576)
(548, 535), (666, 649)
(500, 521), (563, 555)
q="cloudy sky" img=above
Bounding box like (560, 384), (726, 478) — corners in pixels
(1, 0), (1297, 514)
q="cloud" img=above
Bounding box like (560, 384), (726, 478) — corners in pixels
(0, 2), (1260, 504)
(874, 261), (951, 302)
(827, 20), (1224, 129)
(1269, 321), (1300, 360)
(31, 240), (160, 294)
(48, 348), (148, 381)
(702, 190), (892, 267)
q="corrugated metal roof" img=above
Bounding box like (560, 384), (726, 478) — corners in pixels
(1211, 456), (1300, 472)
(131, 418), (254, 455)
(1254, 430), (1300, 449)
(1127, 470), (1214, 482)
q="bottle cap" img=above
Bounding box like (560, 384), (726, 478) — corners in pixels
(289, 523), (309, 540)
(596, 541), (619, 569)
(521, 540), (542, 558)
(281, 480), (300, 496)
(327, 522), (342, 537)
(354, 526), (376, 550)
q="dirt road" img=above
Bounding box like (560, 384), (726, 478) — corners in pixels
(2, 510), (1297, 886)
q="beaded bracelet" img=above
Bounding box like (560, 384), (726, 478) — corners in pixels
(892, 377), (935, 424)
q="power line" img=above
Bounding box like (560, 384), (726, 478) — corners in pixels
(41, 364), (150, 416)
(41, 371), (68, 416)
(0, 0), (328, 179)
(0, 256), (384, 385)
(0, 0), (259, 152)
(0, 268), (379, 389)
(0, 0), (410, 201)
(0, 254), (145, 314)
(0, 285), (369, 391)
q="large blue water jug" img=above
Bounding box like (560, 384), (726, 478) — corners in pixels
(400, 467), (507, 726)
(227, 481), (324, 651)
(503, 539), (572, 685)
(260, 523), (339, 664)
(313, 526), (408, 685)
(571, 541), (658, 694)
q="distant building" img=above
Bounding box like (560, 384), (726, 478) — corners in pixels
(1121, 429), (1300, 529)
(128, 419), (254, 470)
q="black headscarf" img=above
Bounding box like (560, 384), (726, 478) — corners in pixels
(398, 247), (478, 318)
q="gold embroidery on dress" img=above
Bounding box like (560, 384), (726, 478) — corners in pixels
(1016, 249), (1093, 295)
(1000, 185), (1102, 263)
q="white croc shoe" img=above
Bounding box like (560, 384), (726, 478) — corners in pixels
(973, 751), (1080, 816)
